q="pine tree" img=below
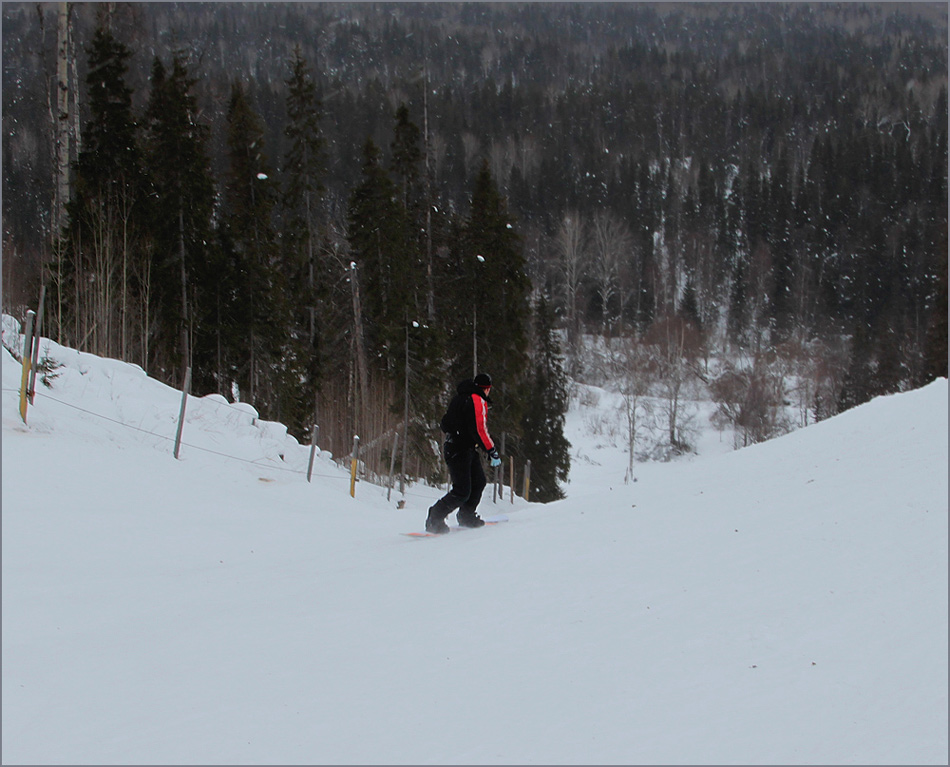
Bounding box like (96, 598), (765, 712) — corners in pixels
(63, 21), (146, 361)
(728, 258), (750, 347)
(282, 45), (326, 345)
(453, 160), (532, 440)
(679, 277), (702, 333)
(923, 231), (948, 382)
(837, 323), (873, 413)
(142, 52), (215, 385)
(521, 293), (571, 502)
(77, 24), (139, 193)
(389, 103), (423, 212)
(632, 160), (657, 332)
(386, 104), (450, 468)
(347, 137), (415, 369)
(280, 46), (326, 434)
(221, 81), (286, 413)
(768, 148), (795, 340)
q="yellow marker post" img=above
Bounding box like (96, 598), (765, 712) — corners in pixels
(18, 311), (35, 424)
(349, 435), (360, 498)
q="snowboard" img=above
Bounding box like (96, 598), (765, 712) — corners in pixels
(403, 515), (508, 538)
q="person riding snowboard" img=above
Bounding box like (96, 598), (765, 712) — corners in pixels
(426, 372), (502, 534)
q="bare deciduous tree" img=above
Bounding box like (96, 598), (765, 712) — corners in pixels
(554, 210), (587, 355)
(590, 211), (632, 339)
(643, 314), (702, 455)
(710, 353), (792, 448)
(613, 334), (656, 482)
(517, 135), (541, 178)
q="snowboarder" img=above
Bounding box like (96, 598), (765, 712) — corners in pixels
(426, 372), (502, 534)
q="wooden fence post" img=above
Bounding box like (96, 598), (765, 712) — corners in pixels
(173, 367), (192, 460)
(494, 432), (506, 503)
(524, 459), (532, 501)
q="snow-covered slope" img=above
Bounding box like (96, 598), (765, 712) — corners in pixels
(2, 329), (947, 765)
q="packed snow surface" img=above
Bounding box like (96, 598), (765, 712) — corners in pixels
(2, 328), (947, 765)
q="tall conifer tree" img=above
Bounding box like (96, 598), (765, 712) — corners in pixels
(347, 138), (414, 369)
(521, 293), (571, 502)
(455, 160), (531, 440)
(143, 52), (215, 383)
(385, 104), (446, 454)
(389, 103), (423, 213)
(281, 46), (326, 434)
(64, 21), (145, 360)
(283, 46), (325, 345)
(222, 81), (285, 412)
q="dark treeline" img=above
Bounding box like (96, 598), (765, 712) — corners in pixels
(2, 2), (947, 498)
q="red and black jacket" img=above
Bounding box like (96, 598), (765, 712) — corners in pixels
(440, 379), (495, 453)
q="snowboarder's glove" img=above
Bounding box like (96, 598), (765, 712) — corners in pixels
(488, 448), (501, 467)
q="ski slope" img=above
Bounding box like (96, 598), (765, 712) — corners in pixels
(2, 325), (947, 765)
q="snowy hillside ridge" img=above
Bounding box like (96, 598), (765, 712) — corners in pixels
(2, 314), (343, 480)
(0, 314), (846, 487)
(2, 313), (947, 764)
(3, 314), (733, 486)
(2, 311), (947, 493)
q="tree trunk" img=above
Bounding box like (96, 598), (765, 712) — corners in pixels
(350, 262), (369, 435)
(53, 2), (70, 238)
(179, 206), (190, 375)
(423, 57), (435, 323)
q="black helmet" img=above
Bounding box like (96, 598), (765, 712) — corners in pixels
(473, 372), (492, 388)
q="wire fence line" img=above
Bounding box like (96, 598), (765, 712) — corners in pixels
(4, 319), (454, 499)
(1, 385), (434, 493)
(3, 338), (524, 504)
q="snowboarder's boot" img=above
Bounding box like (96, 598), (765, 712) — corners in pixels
(457, 510), (485, 528)
(425, 506), (450, 535)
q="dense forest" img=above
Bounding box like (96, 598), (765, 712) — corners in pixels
(2, 2), (947, 499)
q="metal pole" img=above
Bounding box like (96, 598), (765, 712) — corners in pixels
(387, 431), (399, 502)
(494, 432), (506, 503)
(173, 367), (192, 459)
(307, 424), (319, 483)
(18, 311), (35, 423)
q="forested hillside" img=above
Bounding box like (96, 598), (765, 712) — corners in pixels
(2, 2), (947, 498)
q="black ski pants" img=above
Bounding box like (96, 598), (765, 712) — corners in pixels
(430, 444), (487, 520)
